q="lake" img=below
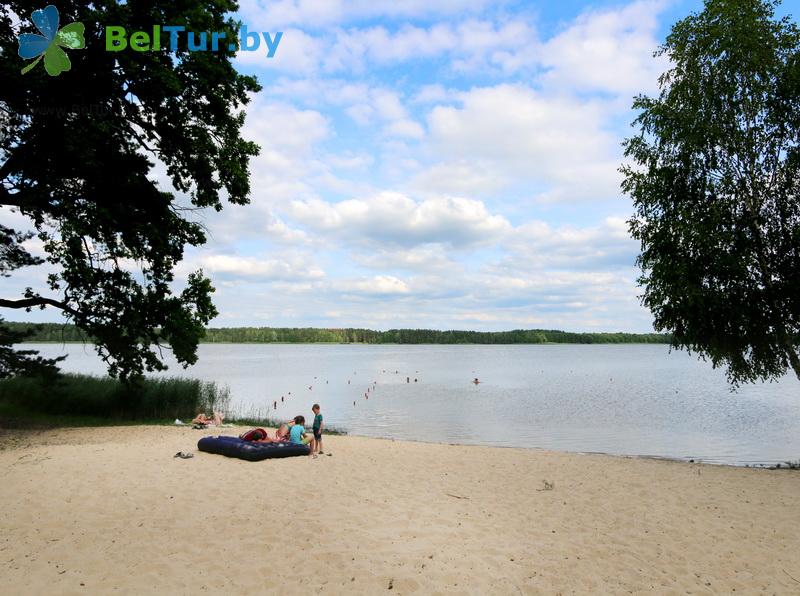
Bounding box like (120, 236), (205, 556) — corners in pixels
(20, 343), (800, 466)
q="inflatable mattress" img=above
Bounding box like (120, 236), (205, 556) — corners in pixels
(197, 435), (310, 461)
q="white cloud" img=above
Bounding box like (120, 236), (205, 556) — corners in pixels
(321, 19), (537, 74)
(191, 253), (324, 281)
(537, 0), (669, 95)
(411, 161), (506, 195)
(323, 24), (457, 71)
(372, 89), (409, 121)
(288, 192), (511, 248)
(344, 103), (373, 125)
(265, 78), (372, 107)
(353, 245), (454, 272)
(241, 17), (538, 75)
(244, 100), (329, 158)
(198, 99), (353, 244)
(341, 275), (411, 296)
(245, 1), (666, 93)
(265, 216), (313, 245)
(384, 119), (425, 139)
(238, 0), (346, 30)
(324, 152), (375, 170)
(411, 84), (453, 105)
(338, 88), (427, 140)
(505, 217), (638, 269)
(427, 84), (622, 201)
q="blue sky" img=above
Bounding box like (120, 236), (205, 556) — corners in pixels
(5, 0), (794, 332)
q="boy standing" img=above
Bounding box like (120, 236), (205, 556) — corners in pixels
(312, 404), (324, 455)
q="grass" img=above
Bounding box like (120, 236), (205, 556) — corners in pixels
(0, 402), (169, 428)
(0, 373), (229, 426)
(0, 373), (347, 434)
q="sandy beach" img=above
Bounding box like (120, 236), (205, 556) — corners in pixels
(1, 425), (799, 595)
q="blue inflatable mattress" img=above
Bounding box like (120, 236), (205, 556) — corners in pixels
(197, 435), (310, 461)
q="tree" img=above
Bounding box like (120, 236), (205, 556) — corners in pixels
(0, 223), (63, 377)
(0, 1), (260, 380)
(0, 318), (64, 378)
(622, 0), (800, 385)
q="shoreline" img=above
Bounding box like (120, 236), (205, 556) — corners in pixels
(333, 432), (797, 469)
(3, 417), (795, 469)
(325, 432), (794, 469)
(1, 425), (799, 593)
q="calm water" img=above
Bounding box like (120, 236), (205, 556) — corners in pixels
(21, 343), (800, 466)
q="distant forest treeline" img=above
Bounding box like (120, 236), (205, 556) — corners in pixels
(6, 322), (671, 344)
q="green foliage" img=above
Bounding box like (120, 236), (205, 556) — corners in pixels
(1, 215), (60, 377)
(0, 318), (64, 378)
(0, 372), (229, 420)
(3, 321), (672, 344)
(621, 0), (800, 385)
(0, 1), (260, 381)
(0, 224), (42, 274)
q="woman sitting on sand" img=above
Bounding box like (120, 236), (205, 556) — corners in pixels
(274, 422), (293, 441)
(192, 411), (224, 426)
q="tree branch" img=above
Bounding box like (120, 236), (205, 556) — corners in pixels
(0, 296), (80, 317)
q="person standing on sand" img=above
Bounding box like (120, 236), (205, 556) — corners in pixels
(312, 404), (324, 455)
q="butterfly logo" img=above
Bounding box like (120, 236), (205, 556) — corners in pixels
(17, 5), (85, 76)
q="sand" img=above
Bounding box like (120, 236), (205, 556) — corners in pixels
(1, 425), (799, 595)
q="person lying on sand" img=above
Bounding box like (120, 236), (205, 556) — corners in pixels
(239, 428), (274, 442)
(236, 425), (296, 444)
(192, 411), (224, 426)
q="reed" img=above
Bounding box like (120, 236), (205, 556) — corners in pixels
(0, 373), (229, 422)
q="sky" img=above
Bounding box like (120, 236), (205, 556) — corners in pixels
(5, 0), (787, 332)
